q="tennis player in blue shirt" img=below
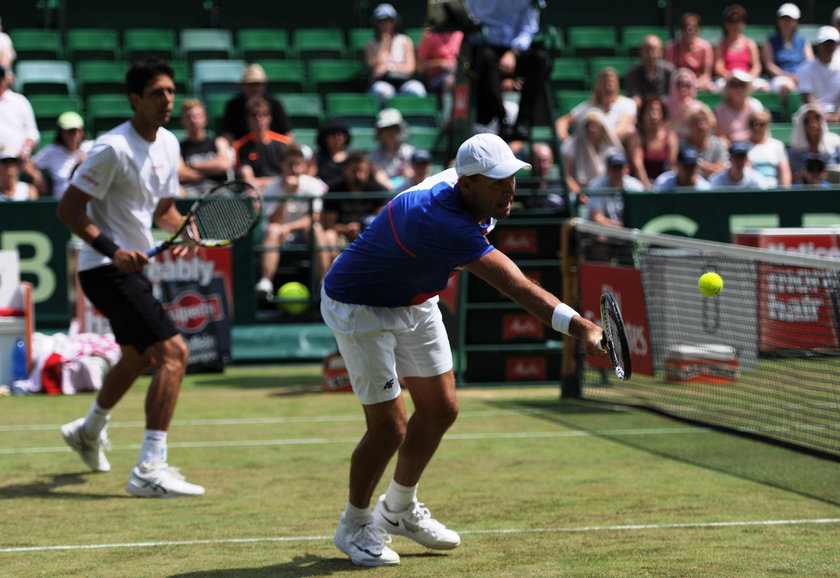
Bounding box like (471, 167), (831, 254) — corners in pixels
(322, 133), (606, 567)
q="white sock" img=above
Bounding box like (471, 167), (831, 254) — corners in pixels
(138, 429), (168, 465)
(82, 401), (110, 438)
(384, 479), (418, 512)
(344, 502), (372, 526)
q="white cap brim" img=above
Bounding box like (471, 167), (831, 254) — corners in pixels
(481, 158), (531, 179)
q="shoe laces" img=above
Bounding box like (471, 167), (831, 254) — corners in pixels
(408, 501), (433, 524)
(144, 463), (186, 481)
(353, 522), (393, 554)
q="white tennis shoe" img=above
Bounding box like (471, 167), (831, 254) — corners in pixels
(125, 462), (205, 498)
(60, 417), (111, 472)
(372, 495), (461, 550)
(334, 512), (400, 567)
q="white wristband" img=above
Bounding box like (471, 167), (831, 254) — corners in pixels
(551, 303), (579, 335)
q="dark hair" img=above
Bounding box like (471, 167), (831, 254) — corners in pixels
(317, 118), (352, 150)
(125, 58), (174, 97)
(680, 12), (702, 29)
(344, 150), (369, 166)
(245, 96), (270, 114)
(806, 157), (826, 172)
(281, 144), (305, 162)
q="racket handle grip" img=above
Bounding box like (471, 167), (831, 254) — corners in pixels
(145, 245), (163, 258)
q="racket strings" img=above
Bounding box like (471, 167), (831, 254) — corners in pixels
(191, 193), (260, 243)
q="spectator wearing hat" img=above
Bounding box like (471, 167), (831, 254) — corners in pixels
(315, 118), (353, 190)
(709, 141), (771, 188)
(714, 69), (766, 145)
(220, 63), (292, 144)
(586, 152), (645, 227)
(31, 111), (94, 198)
(798, 26), (840, 123)
(366, 3), (427, 107)
(178, 99), (234, 198)
(232, 97), (293, 190)
(713, 4), (768, 92)
(0, 148), (38, 201)
(369, 108), (416, 191)
(653, 146), (712, 192)
(761, 3), (813, 104)
(395, 149), (435, 193)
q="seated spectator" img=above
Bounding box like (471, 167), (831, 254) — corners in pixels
(679, 102), (728, 178)
(556, 67), (637, 142)
(709, 141), (771, 188)
(761, 4), (813, 104)
(793, 155), (832, 187)
(746, 109), (791, 188)
(561, 108), (624, 194)
(586, 152), (645, 228)
(713, 4), (768, 92)
(714, 70), (765, 145)
(31, 112), (93, 198)
(0, 65), (39, 165)
(315, 118), (352, 190)
(797, 26), (840, 123)
(0, 150), (38, 200)
(666, 12), (715, 91)
(232, 97), (293, 190)
(627, 96), (679, 188)
(417, 27), (464, 97)
(178, 99), (234, 197)
(665, 68), (701, 129)
(256, 145), (331, 299)
(395, 149), (434, 193)
(519, 142), (568, 214)
(220, 64), (292, 144)
(368, 108), (415, 191)
(366, 3), (427, 106)
(0, 18), (15, 73)
(788, 103), (840, 179)
(322, 151), (390, 259)
(466, 0), (549, 142)
(623, 35), (674, 107)
(653, 145), (712, 191)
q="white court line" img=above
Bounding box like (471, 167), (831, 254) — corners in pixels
(0, 427), (712, 456)
(2, 518), (838, 554)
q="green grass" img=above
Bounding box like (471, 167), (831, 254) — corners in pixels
(1, 364), (839, 577)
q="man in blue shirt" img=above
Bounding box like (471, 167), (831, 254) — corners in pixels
(323, 133), (606, 567)
(653, 145), (712, 192)
(709, 141), (771, 189)
(466, 0), (549, 142)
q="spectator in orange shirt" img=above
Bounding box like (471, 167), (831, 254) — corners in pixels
(233, 97), (292, 190)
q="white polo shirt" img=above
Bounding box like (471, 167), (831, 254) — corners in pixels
(798, 58), (840, 114)
(70, 121), (180, 272)
(0, 89), (39, 154)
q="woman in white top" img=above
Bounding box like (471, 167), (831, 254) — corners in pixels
(788, 103), (840, 180)
(745, 109), (791, 188)
(365, 3), (427, 106)
(556, 67), (637, 142)
(32, 111), (93, 198)
(0, 153), (38, 201)
(561, 108), (624, 194)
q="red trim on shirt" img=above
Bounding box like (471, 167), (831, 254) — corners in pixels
(387, 200), (416, 257)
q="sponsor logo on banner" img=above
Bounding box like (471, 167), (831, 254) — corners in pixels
(506, 356), (547, 381)
(502, 314), (544, 341)
(579, 263), (653, 376)
(165, 291), (223, 332)
(496, 229), (537, 254)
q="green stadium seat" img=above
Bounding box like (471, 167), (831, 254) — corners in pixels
(14, 60), (75, 96)
(348, 28), (372, 60)
(255, 59), (307, 93)
(123, 28), (177, 62)
(406, 126), (440, 151)
(192, 59), (246, 102)
(180, 29), (235, 65)
(798, 25), (821, 45)
(695, 91), (722, 110)
(86, 94), (133, 136)
(534, 24), (565, 57)
(325, 93), (379, 129)
(786, 92), (804, 121)
(771, 123), (793, 146)
(698, 28), (721, 46)
(743, 25), (774, 45)
(237, 29), (291, 61)
(752, 92), (786, 123)
(549, 58), (589, 91)
(350, 127), (378, 152)
(589, 56), (638, 79)
(279, 93), (325, 130)
(75, 60), (127, 100)
(308, 59), (365, 93)
(292, 127), (318, 150)
(566, 26), (619, 57)
(168, 59), (192, 95)
(65, 28), (121, 63)
(292, 28), (346, 63)
(554, 89), (590, 116)
(386, 94), (440, 129)
(36, 130), (56, 152)
(621, 26), (670, 56)
(404, 27), (424, 48)
(8, 29), (63, 60)
(205, 93), (230, 133)
(28, 94), (84, 129)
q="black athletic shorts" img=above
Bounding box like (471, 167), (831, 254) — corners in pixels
(78, 265), (178, 355)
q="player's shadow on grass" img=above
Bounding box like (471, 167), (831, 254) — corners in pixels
(190, 375), (324, 396)
(170, 552), (446, 576)
(488, 397), (840, 506)
(0, 472), (118, 500)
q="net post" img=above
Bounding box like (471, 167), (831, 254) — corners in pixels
(560, 219), (581, 398)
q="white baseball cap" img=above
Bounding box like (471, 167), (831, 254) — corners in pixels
(776, 3), (801, 20)
(817, 25), (840, 44)
(455, 134), (531, 179)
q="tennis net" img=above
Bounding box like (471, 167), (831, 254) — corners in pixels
(564, 220), (840, 461)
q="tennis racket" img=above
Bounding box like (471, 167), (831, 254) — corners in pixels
(146, 180), (262, 257)
(600, 292), (632, 381)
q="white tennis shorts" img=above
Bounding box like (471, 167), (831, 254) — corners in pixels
(320, 288), (453, 405)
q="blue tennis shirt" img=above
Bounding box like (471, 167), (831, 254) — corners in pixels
(324, 169), (495, 307)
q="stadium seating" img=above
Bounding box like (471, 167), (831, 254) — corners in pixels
(292, 28), (346, 63)
(620, 26), (670, 56)
(255, 59), (307, 93)
(237, 29), (291, 61)
(180, 29), (236, 65)
(387, 94), (441, 129)
(86, 94), (133, 135)
(548, 58), (589, 91)
(65, 28), (121, 63)
(588, 56), (638, 79)
(75, 60), (127, 100)
(347, 28), (373, 60)
(554, 89), (591, 116)
(192, 59), (246, 102)
(123, 28), (178, 62)
(14, 60), (76, 96)
(8, 28), (63, 60)
(566, 26), (619, 57)
(292, 127), (318, 150)
(279, 93), (325, 130)
(28, 94), (84, 129)
(308, 59), (366, 93)
(325, 92), (379, 129)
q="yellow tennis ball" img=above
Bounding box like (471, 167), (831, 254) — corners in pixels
(276, 282), (310, 315)
(698, 272), (724, 297)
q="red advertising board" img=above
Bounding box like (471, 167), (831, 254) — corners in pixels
(579, 263), (654, 376)
(733, 229), (839, 352)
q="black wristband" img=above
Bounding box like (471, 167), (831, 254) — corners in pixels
(91, 234), (120, 258)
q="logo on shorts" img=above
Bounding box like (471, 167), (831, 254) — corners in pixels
(384, 378), (394, 390)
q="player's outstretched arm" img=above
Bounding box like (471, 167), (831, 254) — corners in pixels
(466, 249), (606, 357)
